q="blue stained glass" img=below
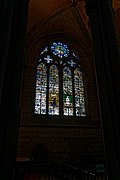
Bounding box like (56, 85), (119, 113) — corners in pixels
(74, 68), (86, 116)
(40, 46), (48, 55)
(53, 42), (57, 46)
(51, 46), (55, 50)
(44, 55), (53, 63)
(68, 60), (76, 67)
(63, 67), (73, 116)
(63, 45), (67, 48)
(49, 65), (59, 115)
(35, 41), (86, 117)
(51, 42), (70, 58)
(35, 63), (47, 114)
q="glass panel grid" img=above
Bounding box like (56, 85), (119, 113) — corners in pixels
(63, 67), (73, 116)
(49, 65), (59, 115)
(35, 41), (86, 117)
(74, 68), (86, 116)
(35, 63), (47, 114)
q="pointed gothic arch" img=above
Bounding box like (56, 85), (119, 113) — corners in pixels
(35, 40), (86, 117)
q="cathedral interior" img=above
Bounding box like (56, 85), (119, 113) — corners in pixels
(0, 0), (120, 180)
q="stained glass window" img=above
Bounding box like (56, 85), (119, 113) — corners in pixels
(49, 65), (59, 115)
(63, 67), (73, 116)
(74, 68), (86, 116)
(35, 63), (47, 114)
(51, 42), (70, 58)
(35, 41), (86, 117)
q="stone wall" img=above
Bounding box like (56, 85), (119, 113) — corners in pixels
(17, 0), (105, 166)
(17, 125), (104, 164)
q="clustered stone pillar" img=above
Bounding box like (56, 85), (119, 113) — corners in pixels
(0, 0), (29, 180)
(85, 0), (120, 179)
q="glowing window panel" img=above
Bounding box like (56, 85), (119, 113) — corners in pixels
(63, 67), (73, 116)
(73, 52), (79, 59)
(51, 42), (70, 58)
(44, 55), (53, 63)
(35, 63), (47, 114)
(68, 59), (76, 67)
(49, 65), (59, 115)
(35, 41), (86, 117)
(74, 68), (86, 116)
(40, 46), (48, 55)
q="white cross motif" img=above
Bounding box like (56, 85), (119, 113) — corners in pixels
(44, 55), (53, 63)
(69, 60), (76, 67)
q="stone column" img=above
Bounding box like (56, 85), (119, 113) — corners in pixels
(0, 0), (29, 180)
(85, 0), (120, 179)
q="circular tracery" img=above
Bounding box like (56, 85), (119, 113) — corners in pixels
(51, 42), (70, 58)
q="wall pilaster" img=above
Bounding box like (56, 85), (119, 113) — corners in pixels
(0, 0), (29, 179)
(85, 0), (120, 179)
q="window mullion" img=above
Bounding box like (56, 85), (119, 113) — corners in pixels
(72, 69), (75, 116)
(46, 66), (49, 115)
(35, 41), (86, 117)
(59, 66), (63, 116)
